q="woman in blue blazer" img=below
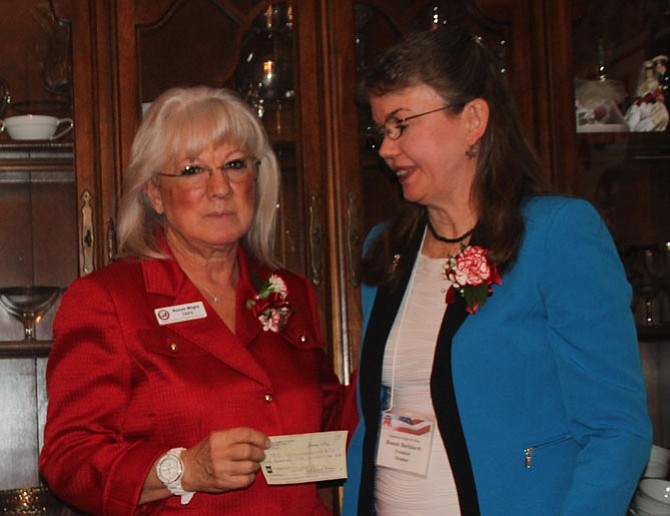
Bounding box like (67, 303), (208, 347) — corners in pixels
(343, 27), (652, 515)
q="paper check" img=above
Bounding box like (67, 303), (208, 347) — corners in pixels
(260, 430), (348, 485)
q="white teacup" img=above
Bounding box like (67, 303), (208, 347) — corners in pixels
(635, 479), (670, 515)
(651, 445), (670, 464)
(634, 493), (670, 515)
(0, 114), (74, 140)
(645, 445), (670, 479)
(646, 460), (670, 480)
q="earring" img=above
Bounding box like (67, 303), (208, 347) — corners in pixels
(466, 142), (478, 159)
(390, 253), (401, 273)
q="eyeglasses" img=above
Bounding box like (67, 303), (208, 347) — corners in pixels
(156, 157), (260, 187)
(365, 104), (464, 149)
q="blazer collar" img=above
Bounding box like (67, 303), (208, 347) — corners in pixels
(358, 225), (423, 420)
(357, 223), (477, 513)
(140, 237), (278, 387)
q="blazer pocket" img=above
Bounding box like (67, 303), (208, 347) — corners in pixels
(137, 329), (209, 358)
(279, 323), (322, 350)
(522, 434), (573, 469)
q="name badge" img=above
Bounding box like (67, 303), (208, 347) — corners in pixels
(376, 410), (435, 477)
(154, 301), (207, 326)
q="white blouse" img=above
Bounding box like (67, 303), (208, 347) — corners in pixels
(376, 253), (461, 515)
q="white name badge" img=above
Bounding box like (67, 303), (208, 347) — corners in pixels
(376, 411), (435, 477)
(154, 301), (207, 326)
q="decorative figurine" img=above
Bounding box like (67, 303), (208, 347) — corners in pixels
(624, 58), (669, 132)
(653, 54), (670, 129)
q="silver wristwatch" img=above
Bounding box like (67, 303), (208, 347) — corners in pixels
(156, 447), (195, 504)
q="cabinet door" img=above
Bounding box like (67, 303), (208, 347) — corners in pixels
(51, 0), (119, 275)
(324, 0), (535, 378)
(0, 0), (79, 348)
(546, 0), (670, 445)
(127, 0), (334, 340)
(50, 0), (335, 353)
(0, 1), (77, 495)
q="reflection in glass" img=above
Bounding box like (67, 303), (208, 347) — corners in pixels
(0, 286), (60, 341)
(621, 245), (670, 326)
(236, 3), (294, 136)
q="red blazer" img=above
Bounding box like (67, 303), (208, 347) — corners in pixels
(39, 246), (341, 515)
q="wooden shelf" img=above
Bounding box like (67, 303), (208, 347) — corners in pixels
(0, 341), (51, 358)
(637, 325), (670, 341)
(577, 132), (670, 160)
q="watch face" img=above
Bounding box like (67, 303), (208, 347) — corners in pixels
(157, 454), (182, 484)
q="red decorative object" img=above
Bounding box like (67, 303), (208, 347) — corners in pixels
(442, 245), (502, 314)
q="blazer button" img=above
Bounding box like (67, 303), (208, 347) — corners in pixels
(169, 343), (179, 352)
(299, 334), (309, 343)
(264, 394), (273, 403)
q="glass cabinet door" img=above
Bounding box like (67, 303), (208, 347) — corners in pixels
(0, 0), (76, 494)
(137, 0), (317, 301)
(337, 0), (517, 370)
(353, 1), (513, 235)
(0, 0), (76, 350)
(570, 0), (670, 452)
(138, 0), (314, 276)
(571, 0), (670, 333)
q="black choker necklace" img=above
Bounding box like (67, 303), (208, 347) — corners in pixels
(427, 220), (474, 244)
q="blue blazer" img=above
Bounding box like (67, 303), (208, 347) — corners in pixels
(343, 196), (652, 515)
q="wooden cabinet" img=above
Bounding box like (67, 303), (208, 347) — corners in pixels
(44, 0), (543, 384)
(5, 0), (628, 502)
(0, 0), (543, 498)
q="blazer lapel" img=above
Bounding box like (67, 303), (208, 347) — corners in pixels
(233, 248), (263, 348)
(357, 226), (482, 515)
(357, 228), (423, 515)
(430, 234), (481, 515)
(142, 250), (272, 389)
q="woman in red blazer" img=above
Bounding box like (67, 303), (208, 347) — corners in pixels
(39, 86), (342, 515)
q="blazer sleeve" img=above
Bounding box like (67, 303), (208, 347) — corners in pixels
(38, 275), (165, 515)
(536, 199), (652, 514)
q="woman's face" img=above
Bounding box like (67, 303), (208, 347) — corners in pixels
(370, 83), (475, 209)
(145, 142), (257, 256)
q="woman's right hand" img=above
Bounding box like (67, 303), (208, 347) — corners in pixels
(182, 427), (271, 493)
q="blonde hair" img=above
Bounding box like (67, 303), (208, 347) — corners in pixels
(116, 86), (280, 267)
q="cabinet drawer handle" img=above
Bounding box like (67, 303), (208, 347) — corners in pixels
(309, 192), (322, 286)
(106, 218), (117, 262)
(80, 189), (95, 275)
(347, 192), (361, 286)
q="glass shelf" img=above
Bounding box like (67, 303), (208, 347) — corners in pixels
(638, 325), (670, 341)
(0, 141), (74, 344)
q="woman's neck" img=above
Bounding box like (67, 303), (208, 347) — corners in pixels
(167, 234), (240, 293)
(422, 204), (478, 258)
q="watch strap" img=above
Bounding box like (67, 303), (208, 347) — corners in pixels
(157, 447), (196, 504)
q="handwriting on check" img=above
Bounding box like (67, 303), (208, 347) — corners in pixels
(260, 430), (348, 485)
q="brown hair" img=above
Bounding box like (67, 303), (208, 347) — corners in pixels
(361, 26), (552, 287)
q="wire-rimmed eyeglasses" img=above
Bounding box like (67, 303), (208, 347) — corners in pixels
(364, 104), (464, 149)
(156, 156), (260, 187)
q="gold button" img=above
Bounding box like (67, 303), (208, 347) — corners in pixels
(264, 394), (273, 403)
(169, 343), (178, 352)
(299, 334), (309, 343)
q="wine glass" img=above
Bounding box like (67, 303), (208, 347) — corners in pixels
(640, 245), (669, 325)
(658, 242), (670, 323)
(621, 245), (651, 324)
(0, 286), (61, 341)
